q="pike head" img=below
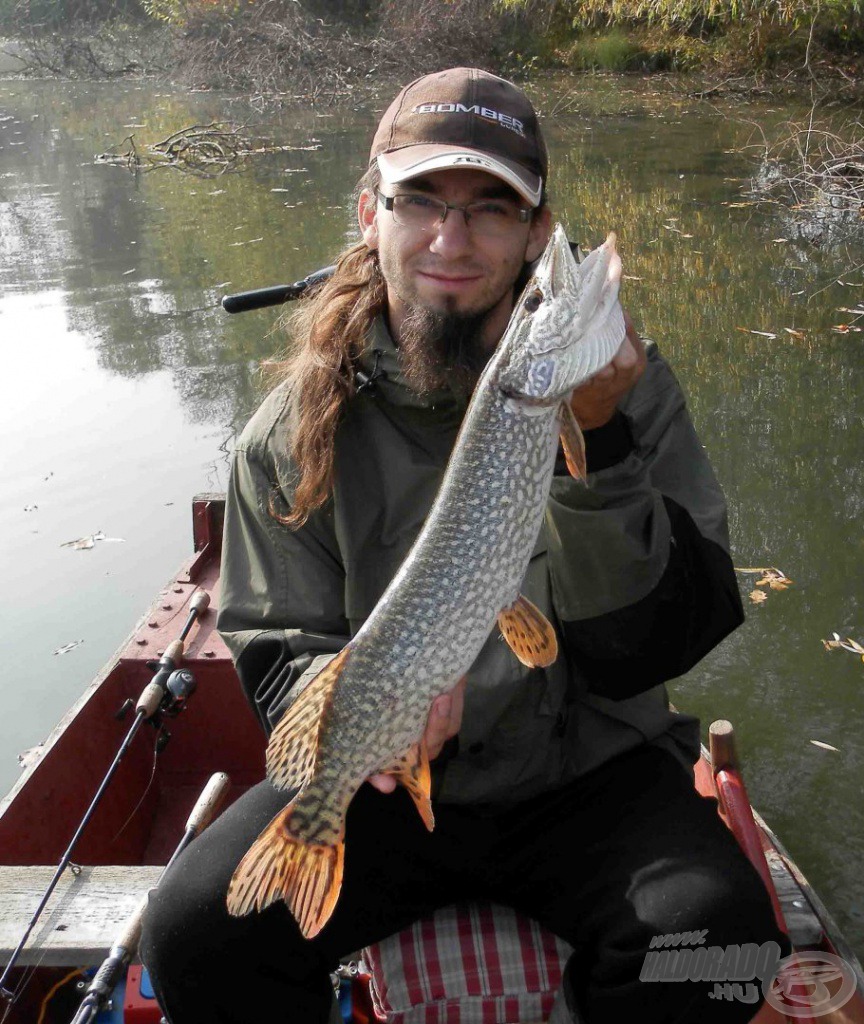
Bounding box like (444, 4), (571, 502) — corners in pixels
(492, 223), (625, 405)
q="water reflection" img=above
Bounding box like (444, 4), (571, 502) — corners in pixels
(1, 75), (862, 955)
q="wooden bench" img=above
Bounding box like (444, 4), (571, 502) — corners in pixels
(0, 866), (161, 966)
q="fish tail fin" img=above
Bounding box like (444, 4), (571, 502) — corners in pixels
(226, 800), (345, 939)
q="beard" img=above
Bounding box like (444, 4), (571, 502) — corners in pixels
(397, 303), (494, 400)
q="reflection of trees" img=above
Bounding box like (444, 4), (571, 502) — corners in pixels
(4, 79), (366, 434)
(558, 124), (864, 565)
(542, 107), (864, 957)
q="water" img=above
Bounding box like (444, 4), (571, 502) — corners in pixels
(1, 73), (862, 956)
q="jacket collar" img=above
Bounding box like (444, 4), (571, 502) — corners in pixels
(356, 316), (469, 412)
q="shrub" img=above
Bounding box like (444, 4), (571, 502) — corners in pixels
(567, 28), (645, 70)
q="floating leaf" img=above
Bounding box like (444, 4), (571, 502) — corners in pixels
(822, 633), (864, 661)
(737, 566), (793, 588)
(53, 640), (83, 655)
(756, 571), (794, 591)
(61, 530), (124, 550)
(62, 535), (95, 550)
(810, 740), (840, 752)
(738, 567), (793, 602)
(736, 328), (778, 338)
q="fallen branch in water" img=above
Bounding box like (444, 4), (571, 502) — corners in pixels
(745, 114), (864, 215)
(95, 122), (297, 176)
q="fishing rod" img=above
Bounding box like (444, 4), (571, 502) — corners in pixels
(0, 589), (211, 1002)
(68, 771), (231, 1024)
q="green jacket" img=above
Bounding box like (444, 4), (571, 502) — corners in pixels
(217, 318), (743, 805)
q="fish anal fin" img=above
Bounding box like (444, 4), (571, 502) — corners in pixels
(378, 740), (435, 832)
(226, 799), (345, 939)
(266, 646), (350, 792)
(498, 595), (559, 668)
(559, 400), (586, 481)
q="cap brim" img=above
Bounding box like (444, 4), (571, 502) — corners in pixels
(377, 145), (542, 207)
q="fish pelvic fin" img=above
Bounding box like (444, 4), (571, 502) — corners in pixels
(226, 799), (345, 939)
(498, 595), (559, 668)
(558, 400), (587, 481)
(377, 739), (435, 832)
(266, 646), (350, 792)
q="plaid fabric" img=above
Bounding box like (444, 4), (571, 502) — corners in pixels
(363, 903), (573, 1024)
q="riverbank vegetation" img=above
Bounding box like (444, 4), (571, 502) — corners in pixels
(4, 0), (864, 94)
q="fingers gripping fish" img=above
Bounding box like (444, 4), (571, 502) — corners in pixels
(226, 225), (626, 938)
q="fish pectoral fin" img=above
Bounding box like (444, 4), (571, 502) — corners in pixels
(498, 595), (559, 668)
(559, 400), (586, 481)
(378, 740), (435, 832)
(226, 798), (345, 939)
(266, 646), (350, 792)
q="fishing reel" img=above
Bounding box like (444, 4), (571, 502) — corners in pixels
(116, 641), (197, 727)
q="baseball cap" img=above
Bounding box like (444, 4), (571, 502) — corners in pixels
(369, 68), (548, 208)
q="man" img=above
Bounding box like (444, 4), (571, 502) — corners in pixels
(141, 68), (787, 1023)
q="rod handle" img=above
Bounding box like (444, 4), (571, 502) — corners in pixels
(190, 590), (210, 615)
(185, 772), (230, 836)
(114, 896), (148, 954)
(164, 639), (184, 663)
(220, 266), (336, 313)
(136, 682), (163, 718)
(221, 284), (295, 313)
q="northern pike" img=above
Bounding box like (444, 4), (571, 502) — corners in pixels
(226, 224), (626, 937)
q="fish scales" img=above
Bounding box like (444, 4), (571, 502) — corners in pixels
(227, 225), (626, 933)
(291, 385), (560, 844)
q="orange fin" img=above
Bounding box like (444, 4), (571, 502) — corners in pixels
(498, 595), (559, 668)
(266, 646), (350, 793)
(226, 799), (345, 939)
(378, 740), (435, 832)
(559, 400), (586, 481)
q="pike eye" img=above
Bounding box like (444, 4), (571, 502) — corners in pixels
(524, 288), (544, 313)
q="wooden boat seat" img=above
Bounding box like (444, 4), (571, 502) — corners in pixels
(0, 866), (161, 966)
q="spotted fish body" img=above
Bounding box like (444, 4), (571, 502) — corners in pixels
(227, 224), (626, 936)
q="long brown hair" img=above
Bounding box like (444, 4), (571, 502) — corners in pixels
(272, 167), (385, 529)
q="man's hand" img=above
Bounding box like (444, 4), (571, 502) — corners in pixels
(570, 312), (647, 430)
(367, 677), (466, 794)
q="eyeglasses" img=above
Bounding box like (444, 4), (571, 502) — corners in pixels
(376, 189), (532, 238)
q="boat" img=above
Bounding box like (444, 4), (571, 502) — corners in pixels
(1, 495), (862, 1024)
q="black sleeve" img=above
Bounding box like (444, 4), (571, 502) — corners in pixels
(563, 495), (745, 700)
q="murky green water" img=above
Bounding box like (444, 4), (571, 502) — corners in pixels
(1, 73), (862, 957)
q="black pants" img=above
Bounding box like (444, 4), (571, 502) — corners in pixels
(140, 745), (788, 1024)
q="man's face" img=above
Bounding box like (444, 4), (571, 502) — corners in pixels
(358, 167), (551, 357)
